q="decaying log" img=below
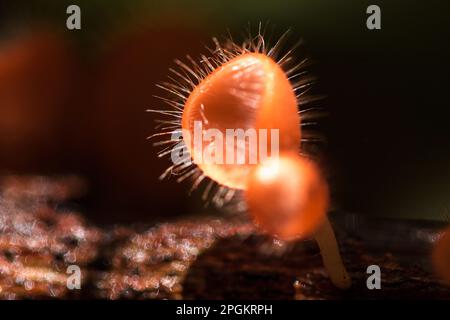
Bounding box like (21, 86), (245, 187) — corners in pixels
(0, 175), (449, 299)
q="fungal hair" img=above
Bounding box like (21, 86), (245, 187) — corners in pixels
(148, 23), (325, 207)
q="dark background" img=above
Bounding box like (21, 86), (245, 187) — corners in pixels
(0, 0), (449, 224)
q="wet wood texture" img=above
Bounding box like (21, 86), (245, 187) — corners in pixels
(0, 175), (449, 299)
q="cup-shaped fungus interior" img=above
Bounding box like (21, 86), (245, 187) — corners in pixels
(182, 53), (300, 189)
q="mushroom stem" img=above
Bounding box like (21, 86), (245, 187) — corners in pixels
(314, 216), (351, 289)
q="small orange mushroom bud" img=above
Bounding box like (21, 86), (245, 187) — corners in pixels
(245, 152), (327, 241)
(245, 152), (351, 289)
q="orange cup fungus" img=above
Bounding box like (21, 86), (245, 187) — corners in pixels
(182, 53), (300, 190)
(152, 28), (351, 289)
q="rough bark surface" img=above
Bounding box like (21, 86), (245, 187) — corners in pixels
(0, 175), (449, 299)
